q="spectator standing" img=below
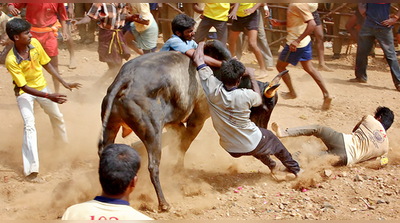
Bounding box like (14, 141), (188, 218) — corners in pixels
(8, 3), (70, 93)
(73, 3), (96, 44)
(73, 3), (130, 87)
(310, 3), (333, 72)
(0, 3), (11, 64)
(351, 3), (400, 92)
(194, 3), (238, 45)
(228, 3), (268, 79)
(124, 3), (158, 55)
(5, 18), (81, 182)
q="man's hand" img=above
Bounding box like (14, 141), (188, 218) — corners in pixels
(193, 42), (205, 67)
(381, 18), (397, 27)
(244, 7), (256, 16)
(48, 93), (68, 104)
(228, 11), (237, 20)
(289, 39), (300, 52)
(63, 82), (82, 91)
(8, 5), (20, 17)
(264, 10), (270, 18)
(67, 7), (74, 18)
(270, 18), (280, 27)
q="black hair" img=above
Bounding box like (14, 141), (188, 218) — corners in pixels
(220, 58), (246, 86)
(6, 18), (31, 42)
(99, 144), (141, 196)
(171, 14), (195, 35)
(374, 106), (394, 130)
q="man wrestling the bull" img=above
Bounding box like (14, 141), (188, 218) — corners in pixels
(193, 41), (303, 181)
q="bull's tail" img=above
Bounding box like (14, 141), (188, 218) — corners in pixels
(98, 77), (130, 154)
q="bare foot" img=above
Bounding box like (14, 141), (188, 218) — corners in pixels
(266, 67), (274, 71)
(69, 56), (77, 69)
(271, 122), (288, 138)
(318, 64), (334, 72)
(280, 91), (297, 99)
(257, 70), (268, 79)
(322, 96), (332, 111)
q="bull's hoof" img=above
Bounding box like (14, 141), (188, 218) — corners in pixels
(159, 203), (170, 212)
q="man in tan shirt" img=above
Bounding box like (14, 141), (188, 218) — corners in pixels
(272, 106), (394, 166)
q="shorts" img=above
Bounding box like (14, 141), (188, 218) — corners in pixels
(123, 21), (132, 34)
(278, 41), (312, 66)
(149, 3), (158, 11)
(312, 10), (322, 26)
(31, 31), (58, 57)
(231, 10), (259, 32)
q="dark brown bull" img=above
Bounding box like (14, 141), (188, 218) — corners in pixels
(99, 40), (286, 211)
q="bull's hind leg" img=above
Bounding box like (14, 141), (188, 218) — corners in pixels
(121, 103), (170, 211)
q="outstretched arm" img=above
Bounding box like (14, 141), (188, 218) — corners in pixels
(21, 85), (68, 104)
(43, 63), (82, 91)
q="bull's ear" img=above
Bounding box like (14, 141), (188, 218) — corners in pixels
(264, 84), (280, 98)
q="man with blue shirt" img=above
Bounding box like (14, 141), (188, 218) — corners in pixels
(62, 144), (152, 220)
(160, 14), (221, 67)
(351, 3), (400, 92)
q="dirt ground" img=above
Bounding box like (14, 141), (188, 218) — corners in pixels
(1, 34), (400, 220)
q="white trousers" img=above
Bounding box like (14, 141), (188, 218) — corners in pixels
(16, 86), (68, 176)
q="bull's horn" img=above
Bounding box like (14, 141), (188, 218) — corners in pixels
(264, 84), (280, 98)
(269, 70), (288, 86)
(263, 70), (288, 98)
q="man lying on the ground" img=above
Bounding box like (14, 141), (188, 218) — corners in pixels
(272, 106), (394, 166)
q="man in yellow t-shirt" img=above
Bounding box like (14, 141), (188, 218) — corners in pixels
(228, 3), (268, 79)
(5, 18), (81, 183)
(62, 144), (153, 220)
(194, 3), (238, 45)
(272, 106), (394, 166)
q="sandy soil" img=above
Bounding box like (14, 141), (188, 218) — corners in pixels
(1, 35), (400, 220)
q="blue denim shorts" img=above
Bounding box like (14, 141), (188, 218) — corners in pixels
(278, 41), (312, 66)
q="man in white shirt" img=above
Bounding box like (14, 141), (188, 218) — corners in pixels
(62, 144), (153, 220)
(193, 41), (302, 181)
(272, 106), (394, 166)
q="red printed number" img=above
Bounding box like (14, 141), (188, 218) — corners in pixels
(90, 216), (119, 220)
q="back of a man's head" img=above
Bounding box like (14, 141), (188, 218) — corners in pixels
(99, 144), (141, 196)
(171, 14), (195, 35)
(221, 59), (246, 86)
(6, 18), (31, 42)
(375, 106), (394, 131)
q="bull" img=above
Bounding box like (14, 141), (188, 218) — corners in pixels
(99, 40), (287, 211)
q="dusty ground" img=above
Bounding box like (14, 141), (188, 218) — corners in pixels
(1, 35), (400, 220)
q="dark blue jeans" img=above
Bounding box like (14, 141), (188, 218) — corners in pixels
(355, 26), (400, 87)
